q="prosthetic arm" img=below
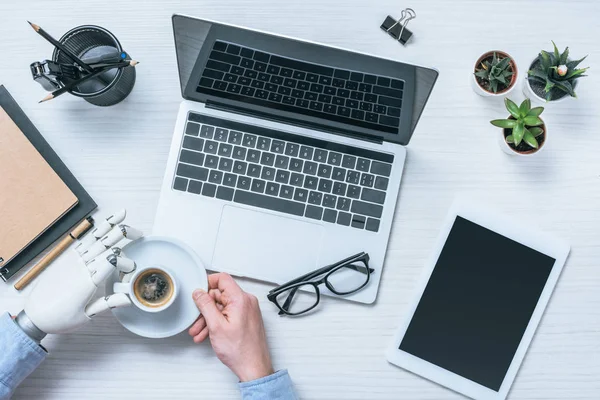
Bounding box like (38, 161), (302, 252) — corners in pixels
(15, 210), (142, 342)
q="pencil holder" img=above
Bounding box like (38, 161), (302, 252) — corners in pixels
(52, 25), (136, 106)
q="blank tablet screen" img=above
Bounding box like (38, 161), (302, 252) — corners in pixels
(399, 216), (556, 391)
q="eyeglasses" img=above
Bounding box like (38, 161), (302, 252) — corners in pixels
(267, 252), (373, 316)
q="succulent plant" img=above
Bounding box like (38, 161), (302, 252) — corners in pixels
(490, 98), (545, 150)
(474, 52), (515, 93)
(528, 41), (589, 100)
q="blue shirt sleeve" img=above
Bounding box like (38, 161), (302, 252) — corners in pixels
(238, 370), (298, 400)
(0, 312), (47, 400)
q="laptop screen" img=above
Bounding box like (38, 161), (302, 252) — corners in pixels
(172, 15), (438, 145)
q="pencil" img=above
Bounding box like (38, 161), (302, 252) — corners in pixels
(28, 21), (94, 74)
(14, 217), (95, 291)
(39, 60), (138, 103)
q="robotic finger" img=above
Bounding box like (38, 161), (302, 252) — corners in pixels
(75, 209), (126, 255)
(85, 293), (131, 318)
(81, 224), (142, 263)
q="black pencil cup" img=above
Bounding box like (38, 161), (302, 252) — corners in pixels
(52, 25), (136, 106)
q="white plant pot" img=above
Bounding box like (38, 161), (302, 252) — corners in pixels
(497, 123), (547, 157)
(523, 57), (573, 105)
(471, 51), (518, 97)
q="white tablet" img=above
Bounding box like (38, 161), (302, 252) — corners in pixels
(386, 198), (570, 400)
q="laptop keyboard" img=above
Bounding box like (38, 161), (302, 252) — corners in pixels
(196, 41), (404, 134)
(172, 113), (394, 233)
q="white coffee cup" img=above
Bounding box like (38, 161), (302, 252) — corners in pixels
(114, 265), (178, 313)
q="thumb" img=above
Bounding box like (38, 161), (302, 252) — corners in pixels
(193, 289), (224, 329)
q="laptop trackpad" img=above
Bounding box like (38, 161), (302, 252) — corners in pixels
(212, 205), (324, 282)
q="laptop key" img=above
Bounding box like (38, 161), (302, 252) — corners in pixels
(234, 190), (304, 217)
(216, 186), (234, 201)
(379, 115), (400, 127)
(375, 176), (389, 191)
(204, 155), (219, 169)
(246, 149), (260, 163)
(275, 169), (290, 184)
(313, 149), (327, 163)
(303, 161), (317, 175)
(186, 122), (200, 136)
(285, 143), (300, 157)
(289, 158), (303, 172)
(183, 136), (204, 151)
(303, 176), (318, 190)
(204, 140), (218, 154)
(187, 180), (202, 194)
(274, 155), (289, 169)
(356, 158), (370, 172)
(305, 205), (323, 220)
(270, 140), (285, 154)
(173, 177), (188, 191)
(177, 163), (208, 181)
(331, 167), (346, 181)
(293, 188), (308, 202)
(237, 176), (251, 190)
(228, 131), (243, 145)
(248, 164), (261, 178)
(299, 146), (313, 160)
(332, 182), (347, 196)
(218, 143), (233, 157)
(323, 194), (337, 208)
(218, 158), (232, 172)
(214, 128), (228, 142)
(257, 137), (271, 151)
(261, 166), (275, 181)
(199, 125), (214, 139)
(308, 191), (323, 205)
(318, 178), (333, 193)
(233, 160), (247, 175)
(280, 185), (294, 199)
(180, 150), (205, 166)
(327, 152), (342, 166)
(346, 170), (360, 184)
(361, 188), (386, 204)
(260, 152), (275, 166)
(232, 146), (247, 160)
(251, 179), (266, 193)
(347, 185), (361, 199)
(265, 182), (280, 196)
(351, 200), (383, 218)
(223, 173), (237, 187)
(366, 218), (380, 232)
(243, 134), (257, 148)
(317, 164), (332, 178)
(351, 215), (366, 229)
(360, 173), (374, 187)
(209, 170), (223, 184)
(370, 161), (392, 177)
(342, 155), (356, 169)
(201, 183), (217, 197)
(290, 173), (304, 187)
(323, 209), (337, 223)
(336, 197), (351, 211)
(337, 212), (351, 226)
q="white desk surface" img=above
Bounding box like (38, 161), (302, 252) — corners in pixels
(1, 0), (599, 399)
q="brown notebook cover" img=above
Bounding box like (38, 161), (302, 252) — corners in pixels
(0, 106), (78, 266)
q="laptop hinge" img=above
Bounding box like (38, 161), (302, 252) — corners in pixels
(205, 100), (384, 145)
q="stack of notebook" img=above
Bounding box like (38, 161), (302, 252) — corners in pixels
(0, 85), (97, 282)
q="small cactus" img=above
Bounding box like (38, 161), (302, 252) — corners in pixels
(474, 52), (515, 94)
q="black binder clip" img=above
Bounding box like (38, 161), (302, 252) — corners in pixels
(380, 8), (416, 45)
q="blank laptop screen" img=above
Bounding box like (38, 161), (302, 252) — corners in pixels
(399, 216), (556, 391)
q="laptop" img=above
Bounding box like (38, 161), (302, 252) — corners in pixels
(154, 15), (438, 304)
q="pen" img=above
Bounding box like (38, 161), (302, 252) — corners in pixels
(27, 21), (95, 74)
(14, 216), (95, 291)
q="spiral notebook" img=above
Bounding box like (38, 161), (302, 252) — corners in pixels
(0, 85), (97, 281)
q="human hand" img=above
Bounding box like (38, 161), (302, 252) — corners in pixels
(189, 273), (274, 382)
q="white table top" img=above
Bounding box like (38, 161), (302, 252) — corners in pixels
(1, 1), (599, 399)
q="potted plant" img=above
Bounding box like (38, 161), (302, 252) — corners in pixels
(472, 51), (518, 96)
(490, 98), (546, 156)
(524, 41), (589, 103)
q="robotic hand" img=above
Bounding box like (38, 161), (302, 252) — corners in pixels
(15, 210), (143, 342)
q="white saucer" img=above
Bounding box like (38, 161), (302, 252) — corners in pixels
(105, 236), (208, 338)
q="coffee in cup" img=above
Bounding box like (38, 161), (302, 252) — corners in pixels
(114, 265), (178, 313)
